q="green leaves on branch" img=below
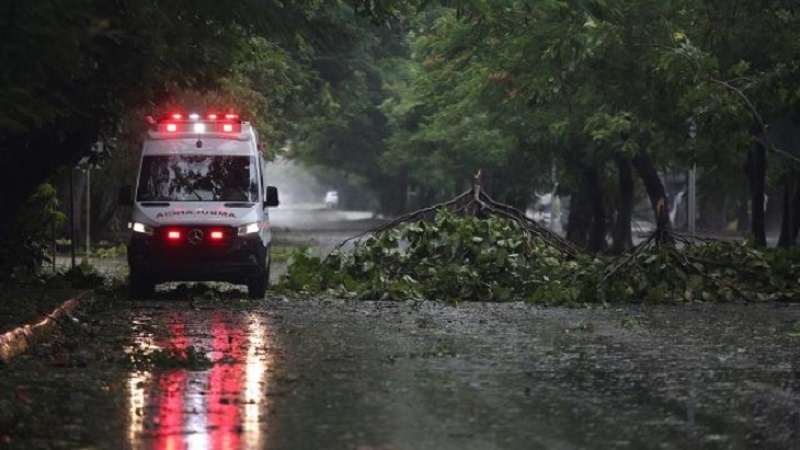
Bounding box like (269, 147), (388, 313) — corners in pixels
(0, 183), (67, 278)
(277, 209), (800, 304)
(278, 210), (587, 303)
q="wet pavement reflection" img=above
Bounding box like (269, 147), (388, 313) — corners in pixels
(125, 312), (273, 449)
(1, 293), (799, 449)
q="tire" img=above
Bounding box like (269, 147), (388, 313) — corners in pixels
(129, 267), (155, 299)
(247, 269), (267, 299)
(247, 247), (270, 299)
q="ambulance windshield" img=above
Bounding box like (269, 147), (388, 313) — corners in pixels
(136, 154), (259, 202)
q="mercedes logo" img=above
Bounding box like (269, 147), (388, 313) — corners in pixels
(187, 228), (204, 245)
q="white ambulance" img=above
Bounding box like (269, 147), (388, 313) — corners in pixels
(119, 112), (279, 298)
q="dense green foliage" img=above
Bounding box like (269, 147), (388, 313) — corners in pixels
(0, 0), (416, 267)
(5, 1), (800, 286)
(288, 0), (800, 245)
(277, 210), (800, 303)
(0, 184), (66, 277)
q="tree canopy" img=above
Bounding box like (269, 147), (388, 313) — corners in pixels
(3, 0), (800, 269)
(0, 0), (417, 267)
(292, 0), (800, 247)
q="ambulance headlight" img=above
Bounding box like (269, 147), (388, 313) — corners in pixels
(129, 222), (154, 236)
(237, 222), (260, 236)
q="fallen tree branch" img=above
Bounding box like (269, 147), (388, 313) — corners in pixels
(333, 176), (584, 259)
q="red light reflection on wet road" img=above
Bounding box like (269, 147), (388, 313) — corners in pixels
(126, 313), (272, 449)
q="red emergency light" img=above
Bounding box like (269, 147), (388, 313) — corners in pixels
(209, 230), (224, 240)
(153, 111), (243, 134)
(166, 230), (182, 240)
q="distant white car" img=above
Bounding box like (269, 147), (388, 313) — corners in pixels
(324, 190), (339, 209)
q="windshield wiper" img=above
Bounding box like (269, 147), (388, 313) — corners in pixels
(141, 202), (170, 207)
(223, 202), (255, 208)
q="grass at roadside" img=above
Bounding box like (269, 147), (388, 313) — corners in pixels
(0, 260), (123, 334)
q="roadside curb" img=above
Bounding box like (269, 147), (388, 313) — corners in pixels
(0, 290), (92, 365)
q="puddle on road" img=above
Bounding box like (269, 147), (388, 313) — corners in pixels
(124, 312), (274, 449)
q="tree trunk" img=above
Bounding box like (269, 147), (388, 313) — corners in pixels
(585, 167), (607, 253)
(566, 182), (591, 249)
(611, 153), (634, 254)
(736, 196), (750, 233)
(777, 169), (799, 247)
(417, 186), (437, 210)
(395, 174), (409, 216)
(71, 169), (86, 249)
(632, 152), (672, 244)
(746, 142), (767, 246)
(454, 177), (465, 198)
(793, 178), (800, 245)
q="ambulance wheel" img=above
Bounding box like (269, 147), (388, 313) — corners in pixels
(247, 272), (266, 299)
(247, 249), (270, 299)
(129, 268), (155, 299)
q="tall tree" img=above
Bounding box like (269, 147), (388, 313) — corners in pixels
(0, 0), (422, 267)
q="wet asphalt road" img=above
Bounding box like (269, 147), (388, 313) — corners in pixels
(2, 207), (800, 449)
(2, 295), (800, 449)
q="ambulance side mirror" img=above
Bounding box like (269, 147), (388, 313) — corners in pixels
(265, 186), (279, 207)
(118, 185), (133, 206)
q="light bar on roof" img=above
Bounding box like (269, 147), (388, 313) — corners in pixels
(153, 111), (243, 134)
